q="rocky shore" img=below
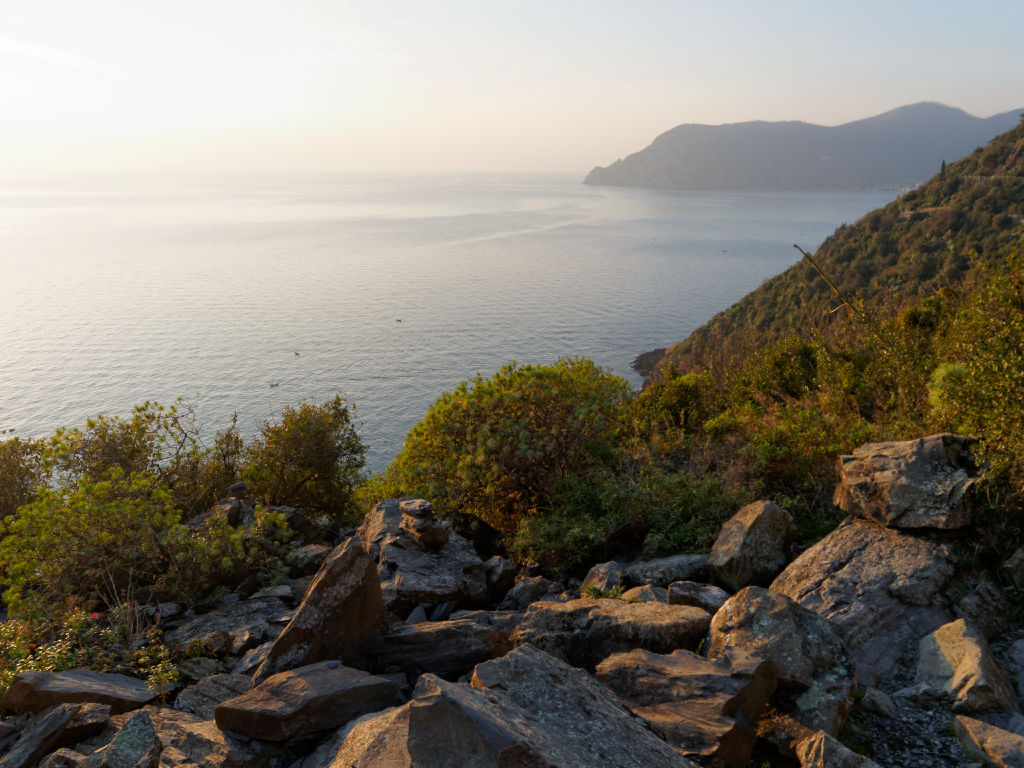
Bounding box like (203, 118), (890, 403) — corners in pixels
(1, 433), (1022, 767)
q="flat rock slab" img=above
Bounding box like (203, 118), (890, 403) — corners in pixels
(771, 519), (954, 685)
(833, 433), (977, 529)
(955, 715), (1024, 768)
(708, 586), (855, 736)
(0, 670), (154, 715)
(164, 597), (287, 658)
(596, 648), (777, 768)
(216, 661), (404, 742)
(372, 614), (515, 679)
(708, 500), (795, 591)
(254, 537), (383, 682)
(668, 580), (731, 613)
(512, 597), (710, 668)
(174, 674), (252, 721)
(0, 704), (79, 768)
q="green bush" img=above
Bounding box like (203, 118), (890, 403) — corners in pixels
(385, 358), (631, 538)
(244, 395), (365, 520)
(0, 434), (45, 519)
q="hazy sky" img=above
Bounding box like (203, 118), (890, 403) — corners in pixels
(2, 0), (1022, 173)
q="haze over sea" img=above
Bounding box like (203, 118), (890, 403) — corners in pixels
(0, 173), (892, 472)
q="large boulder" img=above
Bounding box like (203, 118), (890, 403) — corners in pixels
(79, 710), (160, 768)
(253, 537), (383, 682)
(833, 433), (977, 529)
(357, 499), (487, 614)
(708, 587), (855, 735)
(596, 648), (777, 768)
(215, 661), (404, 742)
(370, 612), (518, 679)
(708, 500), (795, 591)
(512, 597), (710, 668)
(771, 518), (954, 685)
(0, 670), (154, 715)
(163, 596), (289, 658)
(905, 619), (1018, 713)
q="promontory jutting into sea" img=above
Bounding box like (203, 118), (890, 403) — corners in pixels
(0, 173), (889, 469)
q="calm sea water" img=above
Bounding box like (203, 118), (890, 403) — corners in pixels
(0, 172), (893, 472)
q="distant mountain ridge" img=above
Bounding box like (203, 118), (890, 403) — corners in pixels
(585, 102), (1023, 191)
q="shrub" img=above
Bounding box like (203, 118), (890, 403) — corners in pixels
(244, 395), (365, 520)
(0, 433), (45, 519)
(386, 358), (632, 537)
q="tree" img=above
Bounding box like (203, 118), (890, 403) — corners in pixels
(244, 396), (365, 520)
(387, 358), (632, 536)
(0, 434), (45, 520)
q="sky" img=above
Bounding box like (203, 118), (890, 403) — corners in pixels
(1, 0), (1022, 174)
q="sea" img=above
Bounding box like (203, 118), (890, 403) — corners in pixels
(0, 172), (893, 472)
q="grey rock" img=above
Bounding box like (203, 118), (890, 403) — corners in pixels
(215, 661), (404, 742)
(771, 518), (954, 685)
(287, 544), (333, 577)
(79, 710), (160, 768)
(254, 537), (383, 682)
(371, 613), (516, 678)
(0, 671), (154, 715)
(708, 500), (795, 591)
(957, 577), (1013, 639)
(582, 560), (625, 591)
(794, 730), (884, 767)
(497, 575), (562, 610)
(708, 586), (855, 735)
(623, 553), (708, 587)
(512, 597), (710, 668)
(668, 580), (731, 613)
(833, 433), (977, 529)
(620, 585), (667, 603)
(0, 704), (79, 768)
(357, 499), (486, 614)
(164, 597), (287, 658)
(596, 647), (777, 767)
(144, 705), (278, 767)
(955, 715), (1024, 768)
(173, 674), (251, 721)
(37, 749), (85, 768)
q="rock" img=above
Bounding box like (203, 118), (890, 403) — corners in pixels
(582, 560), (625, 591)
(481, 556), (517, 601)
(287, 544), (333, 577)
(668, 580), (731, 613)
(231, 643), (271, 676)
(860, 687), (899, 719)
(144, 706), (278, 767)
(216, 661), (404, 743)
(620, 585), (667, 603)
(295, 706), (412, 768)
(794, 730), (883, 767)
(253, 537), (383, 682)
(1005, 548), (1024, 590)
(371, 613), (516, 679)
(59, 703), (111, 747)
(357, 499), (486, 614)
(164, 597), (287, 658)
(708, 586), (855, 735)
(0, 704), (79, 768)
(771, 518), (954, 685)
(906, 618), (1018, 713)
(173, 674), (251, 720)
(708, 500), (795, 591)
(0, 671), (155, 715)
(956, 577), (1013, 639)
(833, 433), (977, 529)
(512, 597), (710, 668)
(955, 715), (1024, 767)
(596, 647), (777, 767)
(37, 749), (84, 768)
(623, 553), (708, 587)
(79, 710), (160, 768)
(176, 657), (227, 683)
(497, 575), (563, 610)
(397, 498), (449, 552)
(227, 481), (248, 498)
